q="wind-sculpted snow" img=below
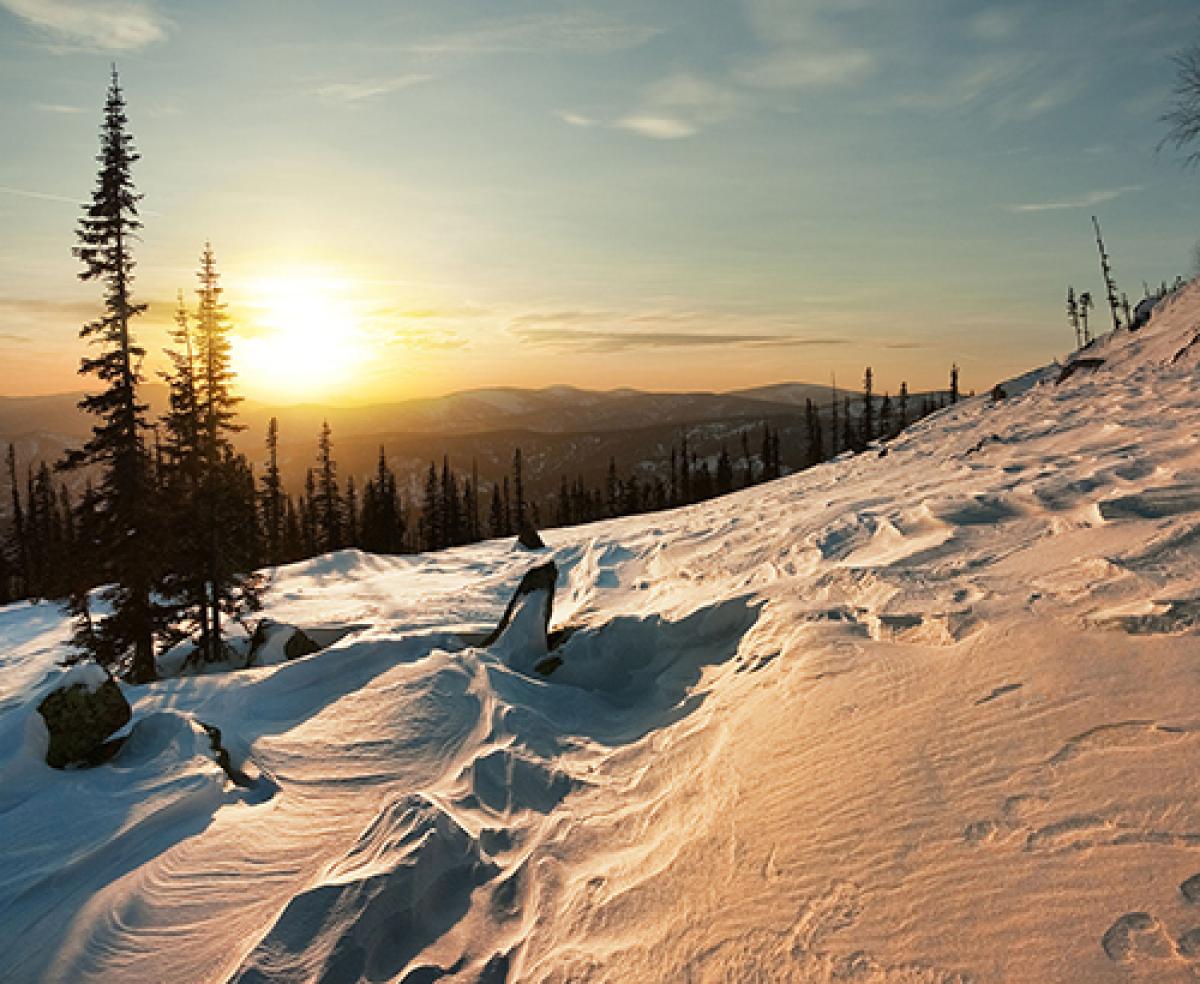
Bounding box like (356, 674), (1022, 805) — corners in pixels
(3, 281), (1200, 981)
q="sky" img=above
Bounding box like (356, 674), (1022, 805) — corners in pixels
(1, 0), (1199, 405)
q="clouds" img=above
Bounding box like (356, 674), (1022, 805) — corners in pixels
(404, 12), (662, 56)
(513, 326), (845, 353)
(1, 0), (167, 50)
(313, 75), (433, 105)
(1007, 185), (1144, 213)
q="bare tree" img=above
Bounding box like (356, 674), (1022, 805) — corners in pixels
(1161, 42), (1200, 167)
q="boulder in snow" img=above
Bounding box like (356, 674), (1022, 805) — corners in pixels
(482, 561), (557, 665)
(517, 521), (546, 550)
(36, 662), (131, 769)
(248, 620), (324, 665)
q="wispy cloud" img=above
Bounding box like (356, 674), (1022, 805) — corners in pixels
(0, 332), (33, 345)
(314, 74), (433, 104)
(406, 13), (661, 56)
(614, 115), (697, 140)
(592, 73), (738, 140)
(1007, 185), (1144, 213)
(1, 0), (167, 50)
(557, 111), (597, 128)
(0, 184), (78, 205)
(34, 102), (83, 114)
(735, 47), (876, 89)
(514, 327), (850, 353)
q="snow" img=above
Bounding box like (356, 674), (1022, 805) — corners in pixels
(53, 660), (110, 695)
(2, 281), (1200, 980)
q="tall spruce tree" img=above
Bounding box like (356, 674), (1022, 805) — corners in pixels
(861, 367), (874, 445)
(192, 245), (261, 659)
(1092, 215), (1122, 333)
(260, 417), (284, 565)
(315, 420), (343, 552)
(63, 67), (160, 681)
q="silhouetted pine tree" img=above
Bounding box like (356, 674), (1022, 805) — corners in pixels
(315, 420), (342, 552)
(949, 363), (960, 405)
(861, 367), (874, 446)
(260, 417), (284, 565)
(421, 461), (441, 550)
(879, 391), (893, 439)
(1079, 291), (1094, 345)
(716, 445), (734, 495)
(898, 382), (909, 429)
(344, 475), (359, 548)
(361, 446), (405, 554)
(62, 68), (161, 681)
(192, 244), (261, 660)
(512, 448), (526, 532)
(1067, 286), (1082, 349)
(6, 444), (28, 599)
(488, 482), (504, 538)
(804, 399), (825, 467)
(1092, 215), (1121, 332)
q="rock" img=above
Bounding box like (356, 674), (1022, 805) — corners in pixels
(516, 522), (545, 550)
(249, 619), (324, 664)
(284, 628), (322, 660)
(1056, 357), (1105, 385)
(990, 384), (1007, 401)
(37, 664), (132, 769)
(482, 561), (557, 649)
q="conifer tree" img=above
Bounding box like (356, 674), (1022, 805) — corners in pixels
(260, 417), (284, 565)
(1079, 291), (1094, 345)
(62, 67), (160, 681)
(344, 475), (359, 548)
(6, 444), (28, 599)
(830, 375), (840, 456)
(898, 381), (909, 429)
(192, 244), (260, 660)
(315, 420), (342, 552)
(740, 431), (753, 488)
(1067, 286), (1082, 349)
(488, 482), (504, 538)
(716, 445), (734, 495)
(861, 367), (874, 445)
(1092, 215), (1122, 333)
(421, 461), (440, 550)
(512, 448), (526, 532)
(879, 391), (893, 439)
(950, 364), (960, 405)
(804, 399), (824, 467)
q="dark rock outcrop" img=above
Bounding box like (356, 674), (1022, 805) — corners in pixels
(482, 561), (557, 648)
(1056, 357), (1105, 385)
(37, 668), (132, 769)
(284, 628), (322, 660)
(516, 522), (546, 550)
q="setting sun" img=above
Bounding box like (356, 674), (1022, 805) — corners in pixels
(232, 274), (370, 404)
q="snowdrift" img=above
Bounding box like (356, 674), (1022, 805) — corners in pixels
(2, 282), (1200, 982)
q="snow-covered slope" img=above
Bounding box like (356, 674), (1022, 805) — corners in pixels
(2, 283), (1200, 983)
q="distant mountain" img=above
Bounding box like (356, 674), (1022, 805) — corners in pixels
(0, 381), (944, 518)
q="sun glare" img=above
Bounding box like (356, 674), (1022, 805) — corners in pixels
(233, 274), (370, 404)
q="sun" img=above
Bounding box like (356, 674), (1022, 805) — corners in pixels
(233, 274), (370, 403)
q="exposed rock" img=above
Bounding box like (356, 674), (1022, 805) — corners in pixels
(284, 628), (322, 660)
(1056, 357), (1105, 385)
(37, 665), (132, 769)
(516, 522), (546, 550)
(249, 619), (324, 664)
(990, 384), (1007, 401)
(198, 721), (255, 787)
(482, 561), (557, 649)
